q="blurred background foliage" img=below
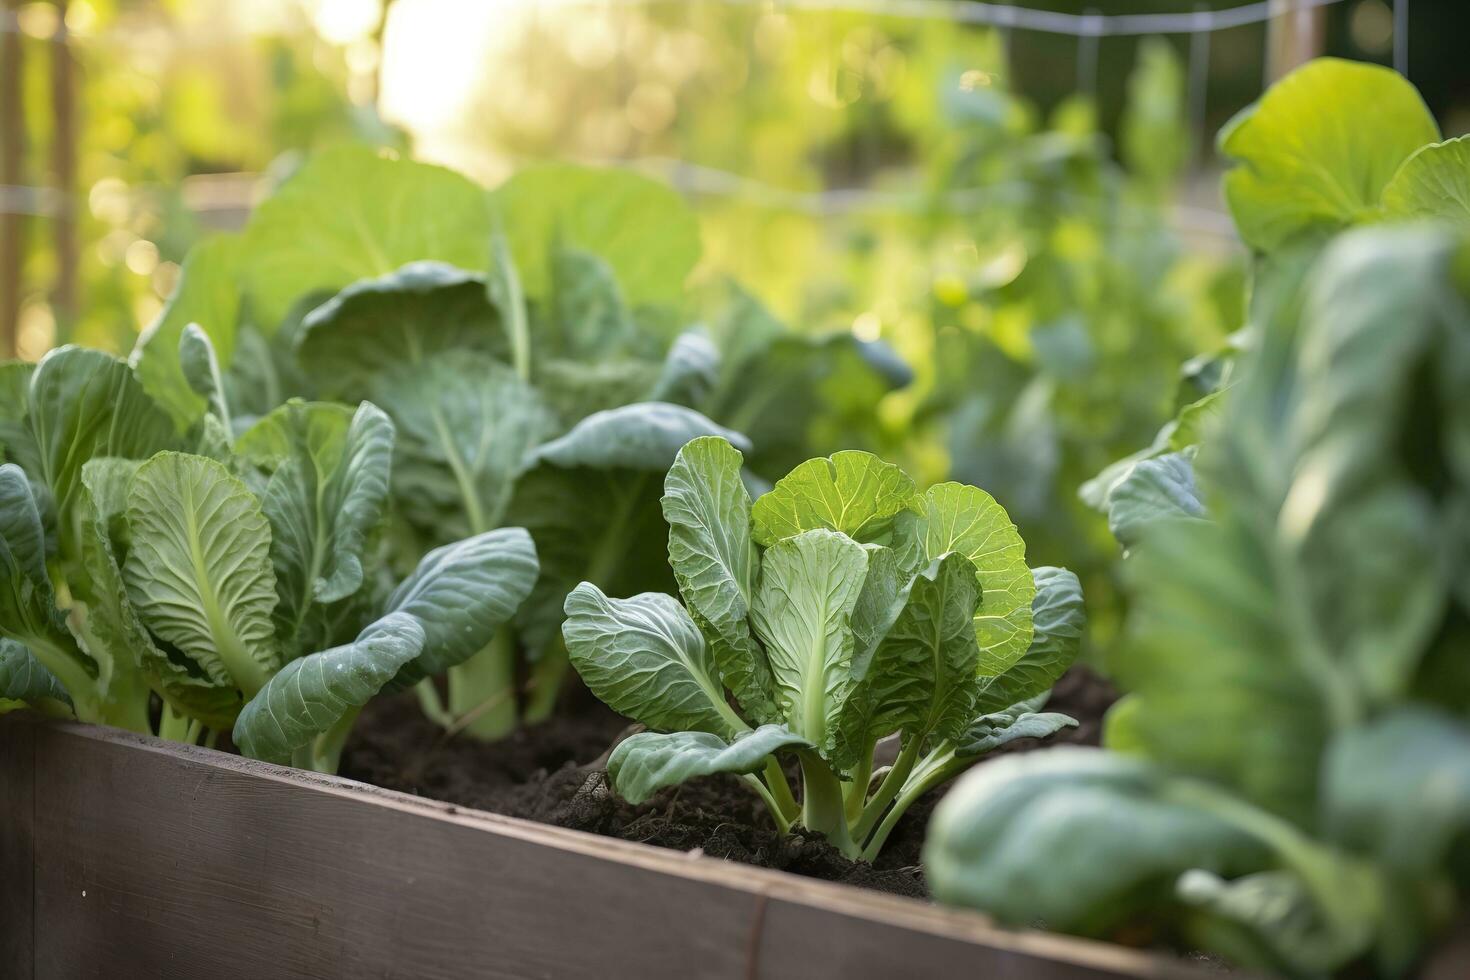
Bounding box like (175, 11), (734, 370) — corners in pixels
(2, 0), (1466, 659)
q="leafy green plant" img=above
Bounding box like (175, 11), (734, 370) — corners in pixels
(130, 149), (909, 742)
(0, 330), (540, 771)
(925, 59), (1470, 978)
(562, 436), (1083, 860)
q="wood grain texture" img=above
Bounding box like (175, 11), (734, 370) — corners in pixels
(0, 715), (36, 975)
(19, 721), (1217, 980)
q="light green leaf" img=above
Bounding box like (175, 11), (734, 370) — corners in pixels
(608, 725), (811, 805)
(179, 324), (233, 434)
(1104, 452), (1206, 548)
(529, 402), (750, 471)
(0, 638), (72, 715)
(373, 352), (552, 543)
(562, 583), (742, 736)
(0, 361), (33, 461)
(491, 163), (700, 308)
(954, 700), (1077, 758)
(750, 451), (917, 548)
(1382, 136), (1470, 226)
(131, 235), (244, 429)
(546, 247), (640, 359)
(749, 529), (869, 747)
(233, 612), (425, 765)
(0, 464), (77, 658)
(661, 436), (773, 722)
(650, 331), (720, 406)
(237, 401), (395, 656)
(914, 482), (1035, 678)
(974, 566), (1084, 714)
(242, 147), (492, 330)
(124, 453), (280, 697)
(295, 261), (505, 399)
(1219, 58), (1439, 252)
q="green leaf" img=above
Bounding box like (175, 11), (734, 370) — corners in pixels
(1382, 136), (1470, 226)
(749, 529), (870, 747)
(0, 638), (72, 715)
(383, 526), (539, 679)
(72, 458), (242, 729)
(1104, 452), (1206, 549)
(914, 482), (1035, 679)
(20, 347), (176, 534)
(0, 464), (76, 656)
(295, 261), (505, 399)
(373, 352), (552, 542)
(833, 552), (982, 763)
(661, 436), (773, 722)
(124, 452), (280, 697)
(750, 451), (917, 548)
(233, 612), (425, 765)
(974, 566), (1084, 714)
(650, 331), (720, 406)
(545, 247), (640, 360)
(529, 402), (750, 471)
(131, 235), (244, 429)
(179, 324), (233, 434)
(924, 747), (1265, 934)
(562, 583), (742, 736)
(242, 147), (492, 330)
(1220, 58), (1438, 252)
(1323, 707), (1470, 875)
(491, 163), (700, 308)
(954, 699), (1077, 758)
(237, 401), (395, 656)
(608, 725), (811, 805)
(0, 361), (33, 461)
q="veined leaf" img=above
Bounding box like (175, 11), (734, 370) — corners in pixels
(563, 584), (743, 736)
(1104, 452), (1207, 548)
(750, 450), (917, 548)
(546, 247), (641, 359)
(661, 436), (773, 722)
(974, 566), (1084, 714)
(954, 696), (1077, 758)
(528, 402), (750, 471)
(237, 401), (395, 656)
(234, 612), (425, 765)
(608, 725), (811, 805)
(1382, 136), (1470, 226)
(0, 361), (35, 462)
(914, 483), (1035, 679)
(124, 453), (280, 697)
(0, 464), (81, 661)
(0, 638), (71, 715)
(179, 324), (233, 434)
(749, 529), (869, 747)
(650, 331), (720, 406)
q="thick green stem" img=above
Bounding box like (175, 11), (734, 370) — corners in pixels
(741, 774), (792, 834)
(158, 703), (193, 743)
(522, 638), (568, 725)
(414, 677), (453, 727)
(844, 740), (876, 823)
(447, 628), (518, 740)
(859, 744), (959, 861)
(798, 752), (860, 859)
(309, 705), (363, 774)
(763, 757), (800, 821)
(852, 736), (921, 844)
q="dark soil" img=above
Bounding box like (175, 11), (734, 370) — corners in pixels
(341, 666), (1119, 899)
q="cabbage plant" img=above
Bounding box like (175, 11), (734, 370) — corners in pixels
(562, 437), (1083, 860)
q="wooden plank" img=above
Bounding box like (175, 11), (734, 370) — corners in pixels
(0, 714), (36, 976)
(27, 722), (1216, 980)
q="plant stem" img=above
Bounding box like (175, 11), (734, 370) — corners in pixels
(844, 740), (876, 823)
(310, 705), (363, 774)
(798, 752), (860, 859)
(741, 774), (791, 834)
(522, 638), (568, 724)
(859, 744), (959, 862)
(447, 628), (518, 740)
(183, 718), (203, 746)
(158, 703), (192, 743)
(763, 757), (800, 821)
(852, 736), (921, 844)
(414, 677), (453, 727)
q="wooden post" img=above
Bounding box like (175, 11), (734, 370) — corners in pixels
(1265, 0), (1325, 82)
(1, 0), (27, 359)
(50, 1), (77, 328)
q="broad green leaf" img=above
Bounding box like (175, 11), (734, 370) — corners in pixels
(528, 402), (750, 471)
(750, 451), (917, 548)
(373, 352), (552, 542)
(21, 347), (176, 533)
(563, 584), (743, 735)
(650, 331), (720, 406)
(383, 526), (539, 679)
(131, 234), (244, 428)
(0, 361), (33, 461)
(72, 459), (242, 728)
(974, 566), (1084, 714)
(608, 725), (811, 805)
(1104, 452), (1206, 549)
(914, 482), (1035, 678)
(0, 638), (71, 715)
(0, 464), (78, 659)
(833, 552), (981, 765)
(179, 324), (233, 434)
(124, 452), (280, 697)
(954, 698), (1077, 758)
(234, 612), (425, 765)
(1323, 707), (1470, 875)
(237, 401), (395, 656)
(295, 261), (505, 399)
(1219, 58), (1438, 252)
(243, 147), (492, 329)
(491, 163), (700, 308)
(1382, 136), (1470, 226)
(924, 747), (1265, 934)
(535, 357), (663, 427)
(749, 529), (869, 747)
(661, 436), (773, 722)
(546, 247), (640, 359)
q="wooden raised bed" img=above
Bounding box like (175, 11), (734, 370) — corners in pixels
(1, 715), (1217, 979)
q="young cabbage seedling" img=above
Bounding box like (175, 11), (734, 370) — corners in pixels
(563, 437), (1084, 860)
